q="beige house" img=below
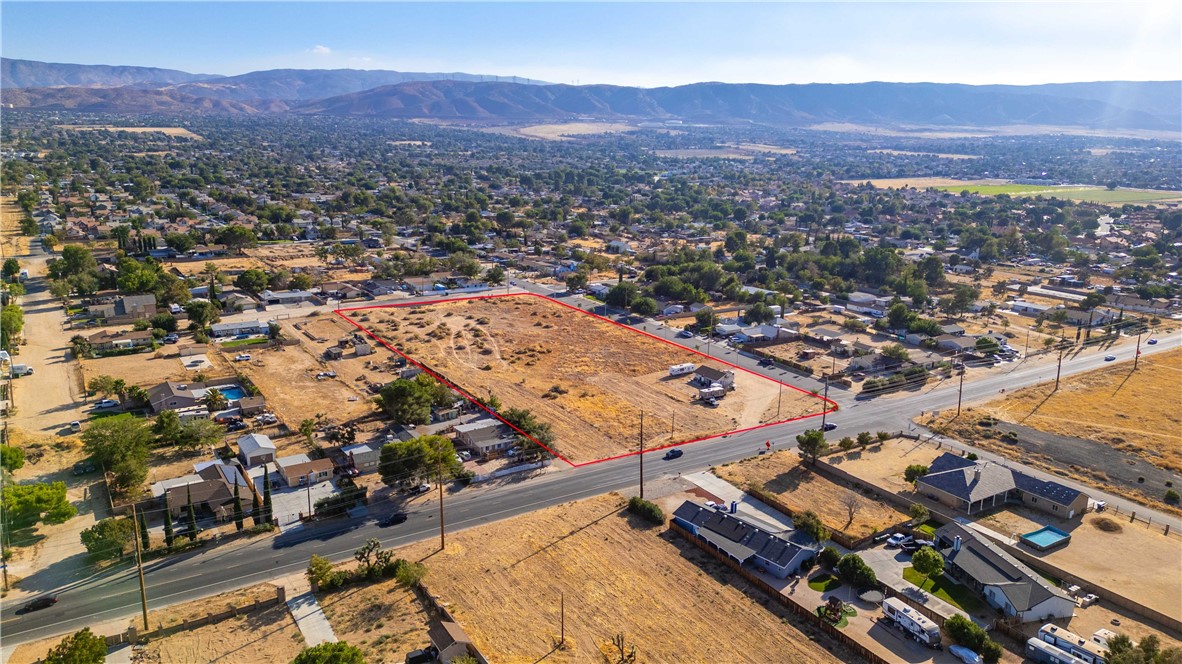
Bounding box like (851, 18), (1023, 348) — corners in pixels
(277, 454), (333, 486)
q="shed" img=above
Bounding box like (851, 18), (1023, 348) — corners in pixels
(237, 433), (276, 467)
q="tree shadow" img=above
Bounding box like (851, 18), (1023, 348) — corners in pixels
(11, 551), (130, 596)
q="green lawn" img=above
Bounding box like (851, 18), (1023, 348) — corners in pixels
(808, 573), (843, 593)
(221, 337), (269, 348)
(934, 184), (1180, 204)
(902, 567), (984, 614)
(916, 521), (939, 538)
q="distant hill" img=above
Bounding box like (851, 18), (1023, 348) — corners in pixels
(4, 57), (1178, 133)
(168, 68), (548, 102)
(295, 80), (1182, 131)
(1, 58), (219, 89)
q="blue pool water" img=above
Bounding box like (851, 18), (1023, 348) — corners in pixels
(1021, 526), (1071, 551)
(218, 386), (247, 401)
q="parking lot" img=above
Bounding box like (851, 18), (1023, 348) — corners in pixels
(247, 467), (340, 528)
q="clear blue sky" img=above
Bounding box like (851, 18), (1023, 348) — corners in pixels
(3, 2), (1179, 87)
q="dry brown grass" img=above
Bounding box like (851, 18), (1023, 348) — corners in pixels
(868, 149), (981, 159)
(968, 348), (1182, 473)
(654, 148), (755, 160)
(1, 196), (30, 257)
(396, 493), (842, 664)
(837, 176), (1005, 188)
(355, 296), (816, 463)
(53, 125), (204, 140)
(716, 450), (909, 537)
(164, 255), (267, 276)
(515, 122), (636, 140)
(319, 578), (431, 662)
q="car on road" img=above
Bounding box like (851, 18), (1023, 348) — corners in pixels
(1104, 354), (1116, 361)
(663, 448), (683, 460)
(163, 334), (179, 344)
(822, 422), (837, 432)
(1147, 338), (1158, 345)
(677, 330), (694, 338)
(508, 280), (517, 286)
(92, 399), (119, 409)
(235, 353), (252, 361)
(17, 595), (57, 614)
(758, 357), (773, 366)
(378, 511), (408, 527)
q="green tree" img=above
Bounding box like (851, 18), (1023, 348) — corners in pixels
(694, 307), (719, 331)
(0, 444), (26, 471)
(153, 409), (183, 443)
(291, 641), (367, 664)
(836, 553), (878, 589)
(379, 435), (459, 486)
(745, 301), (776, 324)
(163, 507), (175, 547)
(260, 463), (273, 526)
(3, 482), (77, 528)
(164, 232), (196, 254)
(235, 269), (270, 294)
(881, 343), (910, 364)
(856, 431), (874, 448)
(200, 388), (228, 412)
(795, 429), (829, 466)
(148, 312), (178, 333)
(185, 484), (198, 541)
(216, 225), (258, 254)
(910, 546), (944, 585)
(565, 270), (589, 292)
(975, 336), (1001, 355)
(233, 480), (244, 532)
(2, 258), (20, 281)
(904, 464), (929, 484)
(1, 304), (25, 348)
(838, 436), (856, 452)
(177, 418), (224, 450)
(484, 265), (506, 285)
(44, 628), (107, 664)
(87, 374), (117, 398)
(630, 296), (658, 318)
(605, 281), (638, 308)
(306, 553), (342, 590)
(909, 503), (930, 525)
(1080, 291), (1107, 311)
(80, 517), (135, 559)
(137, 509), (150, 551)
(290, 273), (314, 291)
(299, 418), (317, 446)
(794, 510), (829, 543)
(378, 379), (432, 425)
(818, 546), (842, 569)
(83, 415), (151, 491)
(183, 299), (221, 330)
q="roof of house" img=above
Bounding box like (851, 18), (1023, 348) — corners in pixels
(276, 455), (333, 477)
(936, 522), (1071, 612)
(147, 381), (204, 404)
(88, 329), (153, 344)
(341, 442), (380, 456)
(428, 620), (472, 650)
(919, 453), (1083, 507)
(211, 320), (267, 333)
(672, 501), (810, 569)
(453, 418), (505, 434)
(238, 395), (266, 408)
(695, 366), (733, 382)
(237, 433), (276, 456)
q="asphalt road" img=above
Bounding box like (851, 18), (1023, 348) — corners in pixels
(3, 284), (1178, 645)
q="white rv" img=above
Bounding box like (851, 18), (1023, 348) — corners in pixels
(668, 363), (697, 377)
(881, 597), (941, 648)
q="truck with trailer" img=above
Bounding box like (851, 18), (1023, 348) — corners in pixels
(668, 363), (696, 377)
(881, 597), (941, 648)
(11, 364), (33, 376)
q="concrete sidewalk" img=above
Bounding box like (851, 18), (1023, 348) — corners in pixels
(286, 592), (337, 647)
(684, 471), (796, 534)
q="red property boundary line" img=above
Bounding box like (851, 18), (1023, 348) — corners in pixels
(333, 292), (836, 468)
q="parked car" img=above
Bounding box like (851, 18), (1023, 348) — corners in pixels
(378, 511), (408, 527)
(226, 421), (248, 432)
(948, 644), (982, 664)
(17, 595), (57, 614)
(1147, 338), (1158, 345)
(663, 448), (684, 460)
(822, 422), (838, 432)
(886, 533), (912, 548)
(235, 354), (252, 362)
(72, 461), (95, 475)
(457, 450), (472, 461)
(69, 421), (82, 433)
(315, 371), (337, 379)
(1104, 354), (1117, 361)
(92, 399), (119, 409)
(163, 334), (179, 344)
(412, 483), (431, 495)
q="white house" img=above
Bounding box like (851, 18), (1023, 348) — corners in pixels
(237, 433), (276, 467)
(210, 320), (270, 338)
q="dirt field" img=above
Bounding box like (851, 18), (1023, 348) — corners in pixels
(716, 450), (910, 537)
(164, 255), (267, 277)
(655, 148), (755, 160)
(231, 317), (380, 427)
(347, 295), (819, 464)
(247, 243), (373, 283)
(515, 122), (637, 140)
(1, 195), (30, 257)
(53, 125), (204, 140)
(838, 176), (1004, 188)
(868, 149), (981, 159)
(978, 508), (1182, 624)
(394, 493), (842, 664)
(79, 340), (235, 392)
(319, 578), (432, 661)
(825, 438), (945, 493)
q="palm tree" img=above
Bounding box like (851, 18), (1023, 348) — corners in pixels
(201, 388), (228, 412)
(69, 335), (92, 359)
(126, 385), (149, 409)
(112, 378), (128, 406)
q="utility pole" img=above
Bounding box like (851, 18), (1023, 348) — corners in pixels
(1023, 327), (1031, 356)
(1054, 342), (1066, 391)
(775, 381), (782, 420)
(132, 504), (149, 631)
(560, 593), (565, 647)
(820, 355), (835, 428)
(1134, 321), (1143, 370)
(306, 472), (313, 518)
(670, 411), (675, 444)
(956, 367), (965, 417)
(638, 412), (645, 500)
(437, 458), (446, 550)
(0, 461), (8, 592)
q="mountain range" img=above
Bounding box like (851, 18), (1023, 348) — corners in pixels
(3, 58), (1179, 132)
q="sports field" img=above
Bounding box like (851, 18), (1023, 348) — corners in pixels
(933, 183), (1181, 204)
(339, 294), (827, 465)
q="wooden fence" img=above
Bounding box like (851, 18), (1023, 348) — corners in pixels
(670, 522), (893, 664)
(102, 586), (287, 649)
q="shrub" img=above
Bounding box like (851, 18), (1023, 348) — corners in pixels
(966, 452), (979, 461)
(1165, 489), (1181, 506)
(818, 546), (842, 569)
(904, 464), (929, 484)
(44, 628), (107, 664)
(838, 436), (856, 451)
(627, 496), (665, 525)
(794, 510), (829, 543)
(836, 553), (878, 589)
(876, 431), (891, 442)
(307, 554), (346, 590)
(291, 641), (367, 664)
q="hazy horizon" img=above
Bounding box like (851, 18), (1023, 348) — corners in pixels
(3, 2), (1180, 88)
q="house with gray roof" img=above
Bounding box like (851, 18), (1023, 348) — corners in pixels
(672, 501), (815, 579)
(935, 522), (1075, 623)
(917, 453), (1088, 518)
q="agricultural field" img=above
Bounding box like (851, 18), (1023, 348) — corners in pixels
(715, 450), (910, 538)
(932, 183), (1182, 204)
(53, 124), (204, 140)
(868, 149), (980, 159)
(840, 176), (1004, 189)
(395, 493), (843, 664)
(514, 122), (637, 140)
(345, 295), (821, 464)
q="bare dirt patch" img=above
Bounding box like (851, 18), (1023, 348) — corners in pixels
(838, 176), (1005, 188)
(825, 438), (945, 494)
(716, 450), (910, 537)
(515, 122), (636, 140)
(164, 255), (266, 277)
(655, 148), (755, 160)
(348, 295), (819, 464)
(319, 579), (431, 662)
(395, 493), (842, 664)
(1, 195), (30, 257)
(53, 125), (204, 140)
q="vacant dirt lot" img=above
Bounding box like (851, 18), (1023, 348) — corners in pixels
(79, 340), (235, 391)
(53, 125), (204, 140)
(164, 255), (267, 277)
(838, 176), (1003, 188)
(231, 318), (379, 427)
(716, 450), (910, 537)
(978, 508), (1182, 624)
(351, 295), (818, 464)
(319, 578), (432, 661)
(826, 438), (945, 494)
(395, 493), (842, 664)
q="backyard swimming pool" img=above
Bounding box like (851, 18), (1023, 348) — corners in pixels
(1020, 525), (1072, 552)
(193, 385), (247, 401)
